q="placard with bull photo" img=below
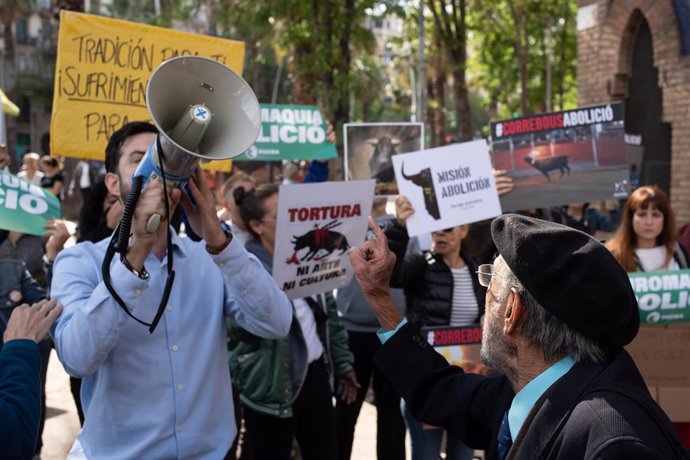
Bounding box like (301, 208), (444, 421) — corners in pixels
(273, 180), (375, 300)
(344, 122), (423, 196)
(490, 102), (630, 212)
(391, 140), (503, 237)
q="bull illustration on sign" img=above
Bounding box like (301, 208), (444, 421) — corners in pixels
(401, 162), (441, 220)
(286, 220), (350, 265)
(368, 136), (400, 182)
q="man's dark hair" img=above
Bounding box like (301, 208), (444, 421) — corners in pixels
(105, 121), (158, 174)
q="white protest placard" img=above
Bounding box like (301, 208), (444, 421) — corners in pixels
(392, 140), (502, 236)
(273, 180), (375, 300)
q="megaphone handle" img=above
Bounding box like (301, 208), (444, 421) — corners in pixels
(146, 214), (162, 233)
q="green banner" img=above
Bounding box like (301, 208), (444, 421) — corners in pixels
(0, 171), (61, 235)
(234, 104), (337, 161)
(630, 269), (690, 324)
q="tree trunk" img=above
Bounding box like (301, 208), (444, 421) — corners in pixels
(426, 33), (445, 147)
(332, 0), (354, 124)
(451, 58), (471, 141)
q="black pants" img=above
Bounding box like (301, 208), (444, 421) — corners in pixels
(242, 358), (337, 460)
(335, 330), (406, 460)
(70, 377), (84, 425)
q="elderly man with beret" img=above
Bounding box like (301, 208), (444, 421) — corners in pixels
(350, 214), (688, 459)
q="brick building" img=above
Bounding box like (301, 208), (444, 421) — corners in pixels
(577, 0), (690, 223)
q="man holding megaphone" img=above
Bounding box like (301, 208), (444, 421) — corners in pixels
(50, 57), (293, 460)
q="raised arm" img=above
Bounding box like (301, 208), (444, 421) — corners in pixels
(348, 217), (403, 331)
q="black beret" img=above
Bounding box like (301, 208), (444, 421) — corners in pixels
(491, 214), (639, 348)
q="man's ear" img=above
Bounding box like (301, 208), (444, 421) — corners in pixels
(104, 172), (121, 199)
(503, 288), (523, 335)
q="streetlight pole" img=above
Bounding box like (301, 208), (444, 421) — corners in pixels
(417, 0), (425, 136)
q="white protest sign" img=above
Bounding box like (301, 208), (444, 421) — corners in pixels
(273, 180), (375, 300)
(392, 140), (502, 236)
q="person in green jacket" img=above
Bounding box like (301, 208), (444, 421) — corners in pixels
(229, 183), (359, 460)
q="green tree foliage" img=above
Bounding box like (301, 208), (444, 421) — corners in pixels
(469, 0), (577, 117)
(46, 0), (577, 133)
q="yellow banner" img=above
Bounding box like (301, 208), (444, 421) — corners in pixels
(50, 11), (243, 172)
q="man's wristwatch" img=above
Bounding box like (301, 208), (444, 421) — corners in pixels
(121, 253), (150, 280)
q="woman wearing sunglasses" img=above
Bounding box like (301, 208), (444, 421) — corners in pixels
(384, 195), (486, 460)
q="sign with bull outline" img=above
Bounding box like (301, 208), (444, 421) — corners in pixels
(392, 140), (503, 237)
(273, 180), (375, 300)
(344, 122), (423, 196)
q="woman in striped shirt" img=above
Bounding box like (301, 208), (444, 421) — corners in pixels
(384, 195), (485, 460)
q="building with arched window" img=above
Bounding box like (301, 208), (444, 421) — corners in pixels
(577, 0), (690, 223)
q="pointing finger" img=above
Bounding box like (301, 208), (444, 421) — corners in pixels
(368, 216), (388, 249)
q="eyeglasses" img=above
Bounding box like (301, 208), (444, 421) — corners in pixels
(433, 227), (455, 234)
(476, 264), (493, 287)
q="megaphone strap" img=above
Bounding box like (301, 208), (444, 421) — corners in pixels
(101, 136), (176, 334)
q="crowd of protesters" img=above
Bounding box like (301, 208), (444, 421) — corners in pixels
(1, 125), (690, 460)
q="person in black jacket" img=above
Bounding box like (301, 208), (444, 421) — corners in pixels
(384, 195), (485, 460)
(349, 214), (689, 460)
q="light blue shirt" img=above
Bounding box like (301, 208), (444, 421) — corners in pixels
(507, 356), (576, 440)
(52, 230), (292, 459)
(377, 317), (408, 343)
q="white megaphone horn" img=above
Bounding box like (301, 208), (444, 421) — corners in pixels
(132, 55), (261, 231)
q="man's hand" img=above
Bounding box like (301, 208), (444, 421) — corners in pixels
(337, 371), (361, 405)
(348, 217), (402, 331)
(493, 169), (514, 196)
(394, 195), (415, 226)
(326, 121), (336, 144)
(180, 168), (227, 249)
(43, 220), (71, 262)
(128, 178), (182, 269)
(3, 299), (62, 344)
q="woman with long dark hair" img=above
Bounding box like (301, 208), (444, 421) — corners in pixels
(606, 185), (687, 272)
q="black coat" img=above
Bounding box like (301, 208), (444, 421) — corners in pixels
(375, 323), (688, 459)
(385, 221), (486, 328)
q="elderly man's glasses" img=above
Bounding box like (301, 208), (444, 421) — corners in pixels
(476, 264), (493, 287)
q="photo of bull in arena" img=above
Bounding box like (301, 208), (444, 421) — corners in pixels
(344, 122), (423, 195)
(490, 103), (630, 212)
(523, 150), (571, 182)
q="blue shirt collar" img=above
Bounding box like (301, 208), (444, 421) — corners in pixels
(108, 226), (189, 258)
(507, 356), (576, 440)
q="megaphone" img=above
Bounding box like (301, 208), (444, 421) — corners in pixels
(134, 55), (261, 191)
(130, 55), (261, 232)
(103, 56), (261, 334)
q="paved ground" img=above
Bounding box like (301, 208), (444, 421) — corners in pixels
(40, 350), (412, 459)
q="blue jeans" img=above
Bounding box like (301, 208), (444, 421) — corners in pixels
(403, 401), (474, 460)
